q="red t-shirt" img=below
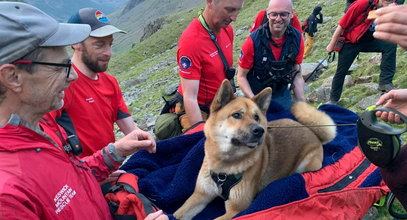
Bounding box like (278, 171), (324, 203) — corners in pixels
(177, 18), (234, 106)
(249, 10), (302, 33)
(339, 0), (377, 43)
(239, 35), (304, 70)
(55, 64), (131, 157)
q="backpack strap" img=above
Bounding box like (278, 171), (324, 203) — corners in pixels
(262, 10), (268, 25)
(104, 173), (159, 219)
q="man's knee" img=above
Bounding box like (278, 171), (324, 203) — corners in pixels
(379, 40), (397, 54)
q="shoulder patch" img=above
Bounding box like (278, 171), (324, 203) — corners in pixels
(180, 56), (192, 70)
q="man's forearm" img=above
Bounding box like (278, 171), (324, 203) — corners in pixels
(237, 67), (255, 98)
(184, 99), (203, 125)
(293, 65), (305, 101)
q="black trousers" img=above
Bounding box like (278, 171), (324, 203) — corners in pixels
(330, 39), (397, 102)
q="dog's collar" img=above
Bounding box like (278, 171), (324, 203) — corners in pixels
(210, 170), (243, 200)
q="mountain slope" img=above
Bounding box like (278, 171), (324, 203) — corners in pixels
(108, 0), (202, 54)
(25, 0), (127, 21)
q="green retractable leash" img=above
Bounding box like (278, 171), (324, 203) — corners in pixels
(357, 107), (407, 168)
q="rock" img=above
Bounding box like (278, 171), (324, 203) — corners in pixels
(307, 87), (331, 103)
(323, 16), (332, 23)
(362, 206), (378, 220)
(348, 64), (359, 72)
(344, 75), (354, 87)
(321, 76), (334, 88)
(144, 101), (152, 108)
(354, 76), (373, 84)
(163, 82), (179, 96)
(355, 93), (381, 109)
(301, 62), (319, 77)
(369, 54), (382, 65)
(140, 17), (166, 42)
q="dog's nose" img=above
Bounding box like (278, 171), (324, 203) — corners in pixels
(251, 126), (264, 137)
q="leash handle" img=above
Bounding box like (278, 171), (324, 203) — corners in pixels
(360, 107), (407, 135)
(327, 52), (335, 63)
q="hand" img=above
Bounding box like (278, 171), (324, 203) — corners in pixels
(373, 5), (407, 50)
(99, 170), (126, 184)
(114, 129), (156, 156)
(144, 210), (168, 220)
(326, 43), (334, 54)
(375, 89), (407, 124)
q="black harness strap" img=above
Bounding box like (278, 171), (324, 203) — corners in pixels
(210, 170), (243, 200)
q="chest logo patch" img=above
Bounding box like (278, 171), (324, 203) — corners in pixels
(180, 56), (192, 70)
(240, 50), (244, 59)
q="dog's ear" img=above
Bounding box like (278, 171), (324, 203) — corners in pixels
(211, 79), (235, 113)
(252, 87), (272, 114)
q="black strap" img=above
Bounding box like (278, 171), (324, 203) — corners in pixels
(210, 170), (243, 200)
(198, 14), (230, 73)
(387, 192), (407, 219)
(198, 15), (236, 91)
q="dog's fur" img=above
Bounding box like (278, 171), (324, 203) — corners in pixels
(173, 80), (336, 220)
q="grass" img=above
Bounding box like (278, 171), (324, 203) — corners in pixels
(108, 0), (407, 218)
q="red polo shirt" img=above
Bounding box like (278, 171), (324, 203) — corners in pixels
(177, 18), (234, 106)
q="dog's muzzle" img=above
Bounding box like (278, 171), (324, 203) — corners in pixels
(231, 125), (265, 148)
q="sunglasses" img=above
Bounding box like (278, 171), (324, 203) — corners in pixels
(12, 60), (72, 78)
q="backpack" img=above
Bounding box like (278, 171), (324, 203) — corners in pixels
(301, 18), (308, 32)
(104, 173), (159, 220)
(154, 112), (182, 140)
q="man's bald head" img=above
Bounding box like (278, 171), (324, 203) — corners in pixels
(268, 0), (293, 11)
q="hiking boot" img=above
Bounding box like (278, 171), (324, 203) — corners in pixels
(378, 83), (396, 93)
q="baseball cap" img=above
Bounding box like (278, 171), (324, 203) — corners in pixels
(0, 2), (91, 65)
(67, 8), (126, 37)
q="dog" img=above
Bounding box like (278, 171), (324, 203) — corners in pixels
(173, 80), (336, 220)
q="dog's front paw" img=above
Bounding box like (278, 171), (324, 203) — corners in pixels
(173, 210), (184, 220)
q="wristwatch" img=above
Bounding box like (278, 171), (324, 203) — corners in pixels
(107, 143), (127, 163)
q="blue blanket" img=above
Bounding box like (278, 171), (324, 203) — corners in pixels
(122, 103), (380, 219)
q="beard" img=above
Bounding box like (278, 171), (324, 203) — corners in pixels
(81, 47), (109, 73)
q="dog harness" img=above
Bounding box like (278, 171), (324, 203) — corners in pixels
(210, 170), (243, 200)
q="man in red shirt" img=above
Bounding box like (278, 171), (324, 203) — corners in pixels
(175, 0), (244, 131)
(0, 2), (160, 219)
(326, 0), (397, 104)
(238, 0), (305, 110)
(55, 8), (155, 157)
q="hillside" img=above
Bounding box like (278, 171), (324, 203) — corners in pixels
(108, 0), (407, 218)
(24, 0), (127, 21)
(109, 0), (203, 54)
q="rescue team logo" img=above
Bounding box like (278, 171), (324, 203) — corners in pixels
(180, 56), (192, 70)
(54, 184), (77, 214)
(95, 10), (109, 23)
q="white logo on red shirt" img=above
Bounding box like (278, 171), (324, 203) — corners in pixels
(54, 184), (77, 214)
(85, 98), (95, 103)
(209, 51), (218, 57)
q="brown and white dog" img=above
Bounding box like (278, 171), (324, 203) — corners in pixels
(173, 80), (336, 220)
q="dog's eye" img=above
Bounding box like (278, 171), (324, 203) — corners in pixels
(232, 112), (242, 119)
(254, 114), (260, 121)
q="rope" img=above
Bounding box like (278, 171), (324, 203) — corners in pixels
(267, 123), (356, 129)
